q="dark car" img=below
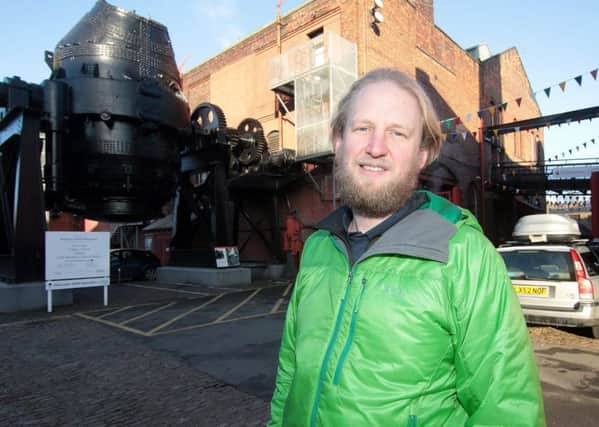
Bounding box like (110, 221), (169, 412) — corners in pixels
(110, 249), (160, 282)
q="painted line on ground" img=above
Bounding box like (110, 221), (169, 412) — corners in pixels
(152, 310), (285, 336)
(215, 288), (262, 322)
(125, 283), (210, 296)
(271, 281), (294, 314)
(147, 294), (225, 335)
(97, 305), (132, 319)
(82, 301), (161, 315)
(75, 312), (150, 337)
(119, 301), (177, 326)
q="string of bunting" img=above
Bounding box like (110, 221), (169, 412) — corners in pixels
(439, 66), (599, 144)
(546, 136), (598, 161)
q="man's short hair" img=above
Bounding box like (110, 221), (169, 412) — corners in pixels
(330, 68), (442, 167)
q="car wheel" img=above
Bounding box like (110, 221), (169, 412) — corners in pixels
(144, 267), (157, 281)
(590, 326), (599, 339)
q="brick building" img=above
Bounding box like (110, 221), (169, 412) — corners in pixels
(180, 0), (544, 262)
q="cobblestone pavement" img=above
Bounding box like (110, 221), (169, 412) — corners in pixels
(0, 281), (287, 426)
(0, 316), (270, 426)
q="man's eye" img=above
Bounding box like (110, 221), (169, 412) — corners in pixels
(390, 130), (405, 138)
(354, 127), (369, 133)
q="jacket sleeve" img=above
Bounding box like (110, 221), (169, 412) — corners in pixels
(452, 229), (546, 427)
(267, 279), (299, 427)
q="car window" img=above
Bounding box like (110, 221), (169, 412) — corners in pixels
(579, 248), (599, 276)
(500, 250), (575, 281)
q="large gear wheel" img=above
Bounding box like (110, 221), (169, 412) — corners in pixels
(236, 118), (267, 166)
(190, 103), (227, 132)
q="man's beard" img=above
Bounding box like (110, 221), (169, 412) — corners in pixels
(334, 154), (420, 217)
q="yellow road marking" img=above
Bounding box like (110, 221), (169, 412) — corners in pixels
(97, 305), (132, 319)
(216, 288), (262, 322)
(120, 301), (177, 326)
(75, 312), (150, 337)
(125, 283), (210, 296)
(148, 294), (224, 335)
(271, 282), (294, 313)
(282, 281), (293, 297)
(83, 301), (161, 315)
(153, 310), (284, 335)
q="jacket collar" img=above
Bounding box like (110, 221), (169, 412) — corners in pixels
(316, 191), (460, 264)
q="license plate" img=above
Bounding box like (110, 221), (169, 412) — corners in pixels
(513, 285), (549, 297)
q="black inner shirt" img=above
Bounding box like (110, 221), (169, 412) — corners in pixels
(342, 192), (427, 264)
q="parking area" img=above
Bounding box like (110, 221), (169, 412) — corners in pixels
(74, 281), (292, 337)
(2, 279), (599, 425)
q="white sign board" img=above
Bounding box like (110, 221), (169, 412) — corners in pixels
(214, 246), (240, 268)
(45, 232), (110, 312)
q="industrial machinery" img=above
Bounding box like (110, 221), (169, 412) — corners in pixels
(0, 0), (298, 283)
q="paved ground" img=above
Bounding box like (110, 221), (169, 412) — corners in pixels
(0, 280), (290, 426)
(1, 279), (599, 426)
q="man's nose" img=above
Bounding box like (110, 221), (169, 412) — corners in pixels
(365, 129), (387, 157)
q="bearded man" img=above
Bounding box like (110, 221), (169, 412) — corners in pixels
(268, 68), (545, 427)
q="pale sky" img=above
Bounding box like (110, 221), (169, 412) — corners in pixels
(1, 0), (597, 161)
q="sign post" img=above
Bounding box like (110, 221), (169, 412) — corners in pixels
(45, 232), (110, 312)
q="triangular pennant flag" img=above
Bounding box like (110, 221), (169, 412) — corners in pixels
(500, 102), (508, 111)
(559, 81), (566, 92)
(592, 138), (595, 144)
(477, 111), (484, 119)
(554, 155), (558, 161)
(493, 129), (499, 137)
(489, 106), (496, 115)
(576, 146), (580, 151)
(514, 126), (520, 132)
(569, 149), (572, 155)
(544, 87), (551, 98)
(591, 69), (598, 80)
(472, 131), (477, 140)
(454, 117), (462, 125)
(450, 133), (457, 143)
(575, 75), (583, 86)
(583, 142), (587, 148)
(515, 97), (522, 107)
(461, 131), (468, 141)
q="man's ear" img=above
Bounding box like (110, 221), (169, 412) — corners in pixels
(418, 148), (429, 170)
(333, 135), (342, 153)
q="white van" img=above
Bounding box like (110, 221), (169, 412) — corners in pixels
(497, 214), (599, 338)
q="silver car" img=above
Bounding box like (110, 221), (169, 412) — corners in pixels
(498, 214), (599, 338)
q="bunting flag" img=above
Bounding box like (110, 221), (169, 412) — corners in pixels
(438, 65), (599, 133)
(543, 134), (599, 161)
(461, 131), (468, 141)
(493, 129), (499, 137)
(559, 81), (567, 92)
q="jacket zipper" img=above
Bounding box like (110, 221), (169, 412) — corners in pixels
(333, 277), (367, 384)
(310, 270), (353, 427)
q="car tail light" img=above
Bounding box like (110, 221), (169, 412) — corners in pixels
(570, 249), (595, 299)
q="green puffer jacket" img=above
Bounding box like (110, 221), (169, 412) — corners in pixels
(268, 191), (545, 427)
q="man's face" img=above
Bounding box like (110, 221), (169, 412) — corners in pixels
(334, 80), (428, 217)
